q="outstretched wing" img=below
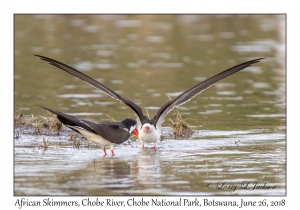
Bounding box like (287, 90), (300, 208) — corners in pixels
(35, 55), (144, 122)
(152, 58), (264, 127)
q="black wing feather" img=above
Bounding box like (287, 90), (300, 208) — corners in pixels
(39, 105), (130, 144)
(35, 55), (145, 123)
(80, 120), (130, 144)
(38, 105), (95, 133)
(152, 58), (264, 126)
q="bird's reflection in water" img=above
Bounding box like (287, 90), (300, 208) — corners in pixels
(131, 148), (163, 184)
(92, 156), (131, 178)
(91, 148), (163, 183)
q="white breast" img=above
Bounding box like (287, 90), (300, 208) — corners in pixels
(68, 125), (115, 148)
(139, 123), (161, 143)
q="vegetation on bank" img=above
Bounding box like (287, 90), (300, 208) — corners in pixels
(168, 108), (194, 139)
(14, 110), (63, 134)
(14, 109), (194, 140)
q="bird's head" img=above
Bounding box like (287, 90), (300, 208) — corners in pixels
(142, 123), (156, 134)
(122, 118), (139, 140)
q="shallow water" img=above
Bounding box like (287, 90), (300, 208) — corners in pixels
(14, 14), (286, 196)
(14, 127), (285, 196)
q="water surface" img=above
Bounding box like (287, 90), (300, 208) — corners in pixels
(14, 14), (286, 196)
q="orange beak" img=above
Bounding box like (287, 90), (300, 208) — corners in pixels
(132, 128), (139, 140)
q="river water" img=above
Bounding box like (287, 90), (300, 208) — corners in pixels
(14, 14), (285, 196)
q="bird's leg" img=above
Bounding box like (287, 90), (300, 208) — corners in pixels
(111, 150), (114, 156)
(142, 142), (144, 149)
(153, 145), (156, 151)
(103, 147), (107, 156)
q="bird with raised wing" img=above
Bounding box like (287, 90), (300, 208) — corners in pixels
(35, 55), (264, 149)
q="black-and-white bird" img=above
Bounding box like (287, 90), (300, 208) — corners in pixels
(35, 55), (264, 149)
(38, 105), (139, 156)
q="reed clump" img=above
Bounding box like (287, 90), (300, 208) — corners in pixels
(41, 113), (63, 131)
(14, 111), (25, 126)
(169, 108), (193, 139)
(14, 110), (63, 134)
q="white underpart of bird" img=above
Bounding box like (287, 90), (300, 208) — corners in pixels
(138, 122), (161, 148)
(68, 125), (115, 152)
